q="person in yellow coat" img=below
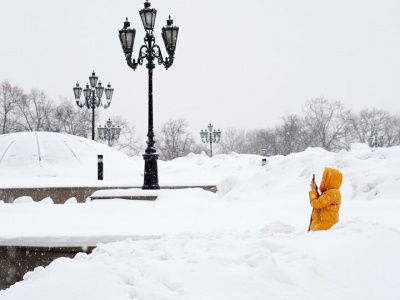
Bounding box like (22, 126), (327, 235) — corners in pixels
(308, 167), (343, 231)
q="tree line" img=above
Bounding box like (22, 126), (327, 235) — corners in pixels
(0, 80), (95, 136)
(155, 98), (400, 159)
(2, 80), (399, 159)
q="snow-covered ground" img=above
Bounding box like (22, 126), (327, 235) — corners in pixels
(1, 135), (400, 299)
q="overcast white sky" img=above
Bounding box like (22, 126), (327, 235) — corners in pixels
(1, 0), (400, 138)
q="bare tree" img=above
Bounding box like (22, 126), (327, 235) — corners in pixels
(15, 88), (54, 132)
(277, 114), (306, 155)
(218, 127), (246, 154)
(242, 129), (263, 154)
(302, 98), (352, 151)
(157, 118), (195, 160)
(382, 114), (400, 147)
(239, 128), (278, 155)
(0, 81), (24, 134)
(52, 99), (94, 138)
(350, 108), (390, 143)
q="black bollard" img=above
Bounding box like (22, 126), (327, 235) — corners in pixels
(262, 158), (267, 166)
(98, 155), (103, 180)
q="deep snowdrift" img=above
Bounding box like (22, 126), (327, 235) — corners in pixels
(1, 142), (400, 299)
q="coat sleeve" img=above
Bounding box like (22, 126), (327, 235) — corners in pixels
(309, 190), (334, 209)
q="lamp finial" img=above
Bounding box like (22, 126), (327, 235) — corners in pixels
(167, 15), (173, 25)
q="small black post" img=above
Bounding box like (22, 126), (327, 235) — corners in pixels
(262, 158), (267, 166)
(98, 155), (103, 180)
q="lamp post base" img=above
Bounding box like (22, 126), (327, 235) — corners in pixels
(142, 153), (160, 190)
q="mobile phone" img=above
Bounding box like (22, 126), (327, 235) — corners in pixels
(312, 174), (315, 182)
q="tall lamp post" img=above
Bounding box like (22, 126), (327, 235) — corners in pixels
(73, 71), (114, 140)
(98, 118), (122, 146)
(118, 0), (179, 190)
(368, 131), (384, 148)
(200, 123), (221, 157)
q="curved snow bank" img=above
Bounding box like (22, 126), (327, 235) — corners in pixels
(1, 220), (399, 300)
(0, 132), (142, 188)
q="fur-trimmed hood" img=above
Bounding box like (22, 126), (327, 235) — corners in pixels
(319, 167), (343, 192)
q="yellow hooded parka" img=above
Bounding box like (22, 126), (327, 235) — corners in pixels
(309, 167), (343, 231)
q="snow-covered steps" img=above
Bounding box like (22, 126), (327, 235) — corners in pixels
(89, 186), (217, 201)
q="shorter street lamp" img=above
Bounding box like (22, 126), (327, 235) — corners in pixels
(200, 123), (221, 157)
(98, 119), (122, 146)
(73, 71), (114, 140)
(368, 131), (384, 148)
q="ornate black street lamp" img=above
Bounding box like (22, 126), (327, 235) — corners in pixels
(200, 123), (221, 157)
(118, 0), (179, 190)
(73, 71), (114, 140)
(98, 118), (122, 146)
(368, 131), (384, 148)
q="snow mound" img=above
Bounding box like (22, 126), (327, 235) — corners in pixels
(216, 175), (240, 197)
(216, 144), (400, 203)
(160, 153), (263, 186)
(13, 196), (34, 204)
(0, 132), (142, 188)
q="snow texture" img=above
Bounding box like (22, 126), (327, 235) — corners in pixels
(0, 132), (400, 299)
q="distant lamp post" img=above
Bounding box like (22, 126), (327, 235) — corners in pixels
(73, 71), (114, 140)
(261, 148), (267, 166)
(200, 123), (221, 157)
(368, 131), (384, 148)
(98, 118), (121, 146)
(118, 0), (179, 190)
